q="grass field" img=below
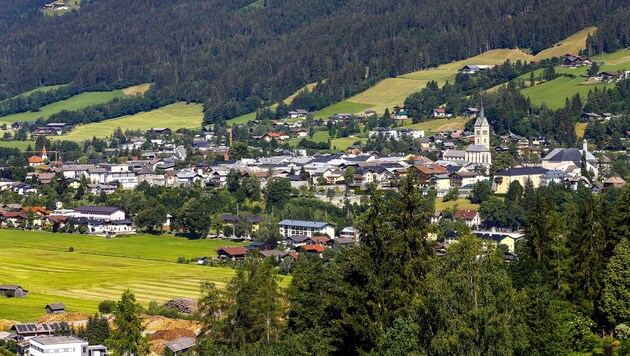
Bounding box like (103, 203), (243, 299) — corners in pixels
(533, 27), (597, 60)
(4, 85), (66, 101)
(0, 140), (33, 150)
(122, 83), (151, 96)
(401, 117), (471, 133)
(435, 197), (480, 212)
(330, 137), (367, 151)
(55, 102), (203, 141)
(0, 90), (126, 124)
(0, 230), (248, 322)
(576, 122), (588, 137)
(312, 49), (534, 117)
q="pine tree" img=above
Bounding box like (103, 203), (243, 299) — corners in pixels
(599, 238), (630, 329)
(106, 290), (149, 356)
(567, 196), (606, 314)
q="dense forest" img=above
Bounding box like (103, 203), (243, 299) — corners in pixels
(1, 0), (630, 123)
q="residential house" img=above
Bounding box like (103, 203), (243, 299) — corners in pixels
(215, 246), (249, 260)
(261, 132), (290, 142)
(454, 209), (481, 228)
(492, 167), (549, 194)
(339, 226), (359, 240)
(29, 336), (107, 356)
(473, 230), (524, 253)
(279, 219), (335, 238)
(164, 337), (196, 356)
(431, 108), (452, 118)
(563, 54), (591, 67)
(458, 64), (495, 74)
(219, 214), (263, 234)
(542, 139), (598, 177)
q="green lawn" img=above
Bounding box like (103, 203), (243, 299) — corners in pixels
(0, 90), (126, 124)
(0, 230), (248, 322)
(435, 197), (480, 211)
(331, 137), (367, 151)
(55, 102), (203, 141)
(521, 75), (609, 110)
(0, 140), (33, 150)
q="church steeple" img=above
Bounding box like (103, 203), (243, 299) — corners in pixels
(41, 146), (48, 160)
(474, 100), (490, 147)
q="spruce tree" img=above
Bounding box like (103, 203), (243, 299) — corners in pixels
(106, 290), (149, 356)
(599, 238), (630, 329)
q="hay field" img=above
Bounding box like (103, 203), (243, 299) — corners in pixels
(55, 102), (203, 141)
(0, 230), (246, 322)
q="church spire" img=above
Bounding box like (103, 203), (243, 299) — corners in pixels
(474, 99), (488, 128)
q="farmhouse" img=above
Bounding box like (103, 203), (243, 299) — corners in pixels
(0, 284), (28, 297)
(215, 246), (249, 260)
(431, 108), (452, 118)
(458, 64), (495, 74)
(563, 54), (591, 67)
(45, 303), (66, 314)
(278, 219), (335, 238)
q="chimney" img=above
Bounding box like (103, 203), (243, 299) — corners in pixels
(583, 139), (588, 153)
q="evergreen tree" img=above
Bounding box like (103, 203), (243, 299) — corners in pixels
(599, 238), (630, 329)
(106, 290), (149, 356)
(567, 196), (606, 314)
(85, 314), (110, 345)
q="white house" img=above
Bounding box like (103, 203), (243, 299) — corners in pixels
(29, 336), (107, 356)
(278, 219), (335, 238)
(72, 206), (126, 221)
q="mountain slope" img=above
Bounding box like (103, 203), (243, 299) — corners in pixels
(0, 0), (629, 123)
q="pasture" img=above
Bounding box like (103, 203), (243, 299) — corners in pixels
(401, 117), (471, 133)
(122, 83), (151, 96)
(0, 230), (247, 322)
(0, 90), (126, 124)
(575, 122), (588, 138)
(0, 140), (32, 150)
(533, 27), (597, 60)
(55, 102), (203, 141)
(3, 84), (66, 101)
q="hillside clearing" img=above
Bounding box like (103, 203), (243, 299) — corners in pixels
(533, 27), (597, 60)
(3, 84), (66, 101)
(435, 197), (480, 212)
(0, 230), (249, 322)
(54, 102), (203, 141)
(0, 90), (126, 124)
(122, 83), (151, 96)
(0, 140), (32, 150)
(576, 122), (588, 137)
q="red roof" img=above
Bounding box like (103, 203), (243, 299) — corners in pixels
(454, 209), (478, 220)
(303, 244), (326, 253)
(28, 156), (43, 164)
(21, 206), (53, 215)
(414, 164), (449, 175)
(309, 236), (330, 244)
(215, 246), (249, 256)
(1, 211), (26, 219)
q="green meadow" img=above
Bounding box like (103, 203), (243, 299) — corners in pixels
(54, 102), (203, 141)
(0, 229), (249, 322)
(0, 90), (126, 124)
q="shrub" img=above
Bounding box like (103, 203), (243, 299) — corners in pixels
(78, 225), (88, 234)
(5, 290), (14, 298)
(68, 247), (74, 252)
(176, 257), (187, 264)
(98, 300), (115, 314)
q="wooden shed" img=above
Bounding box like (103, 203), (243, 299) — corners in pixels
(0, 284), (28, 298)
(44, 303), (66, 314)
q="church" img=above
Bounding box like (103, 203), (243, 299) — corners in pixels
(442, 105), (492, 166)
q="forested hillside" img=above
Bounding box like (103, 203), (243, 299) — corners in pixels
(0, 0), (629, 123)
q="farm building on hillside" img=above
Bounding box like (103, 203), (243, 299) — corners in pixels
(45, 303), (66, 314)
(0, 284), (28, 297)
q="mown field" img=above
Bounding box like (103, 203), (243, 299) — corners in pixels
(0, 140), (32, 150)
(435, 197), (480, 211)
(4, 84), (66, 100)
(0, 230), (248, 322)
(532, 27), (596, 61)
(401, 117), (471, 135)
(54, 102), (203, 141)
(0, 90), (126, 124)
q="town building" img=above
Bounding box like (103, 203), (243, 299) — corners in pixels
(29, 336), (107, 356)
(278, 219), (335, 238)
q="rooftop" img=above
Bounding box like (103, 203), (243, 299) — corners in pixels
(279, 219), (332, 228)
(30, 336), (84, 345)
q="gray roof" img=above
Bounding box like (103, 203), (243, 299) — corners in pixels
(0, 284), (21, 290)
(279, 219), (332, 228)
(165, 337), (196, 352)
(543, 148), (595, 163)
(31, 336), (84, 346)
(75, 206), (121, 214)
(45, 303), (66, 310)
(466, 144), (490, 152)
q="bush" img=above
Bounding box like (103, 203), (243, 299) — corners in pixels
(68, 247), (74, 252)
(98, 300), (115, 314)
(78, 225), (88, 234)
(4, 291), (14, 298)
(176, 257), (187, 264)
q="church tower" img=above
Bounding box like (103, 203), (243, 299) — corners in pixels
(474, 104), (490, 148)
(41, 146), (48, 161)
